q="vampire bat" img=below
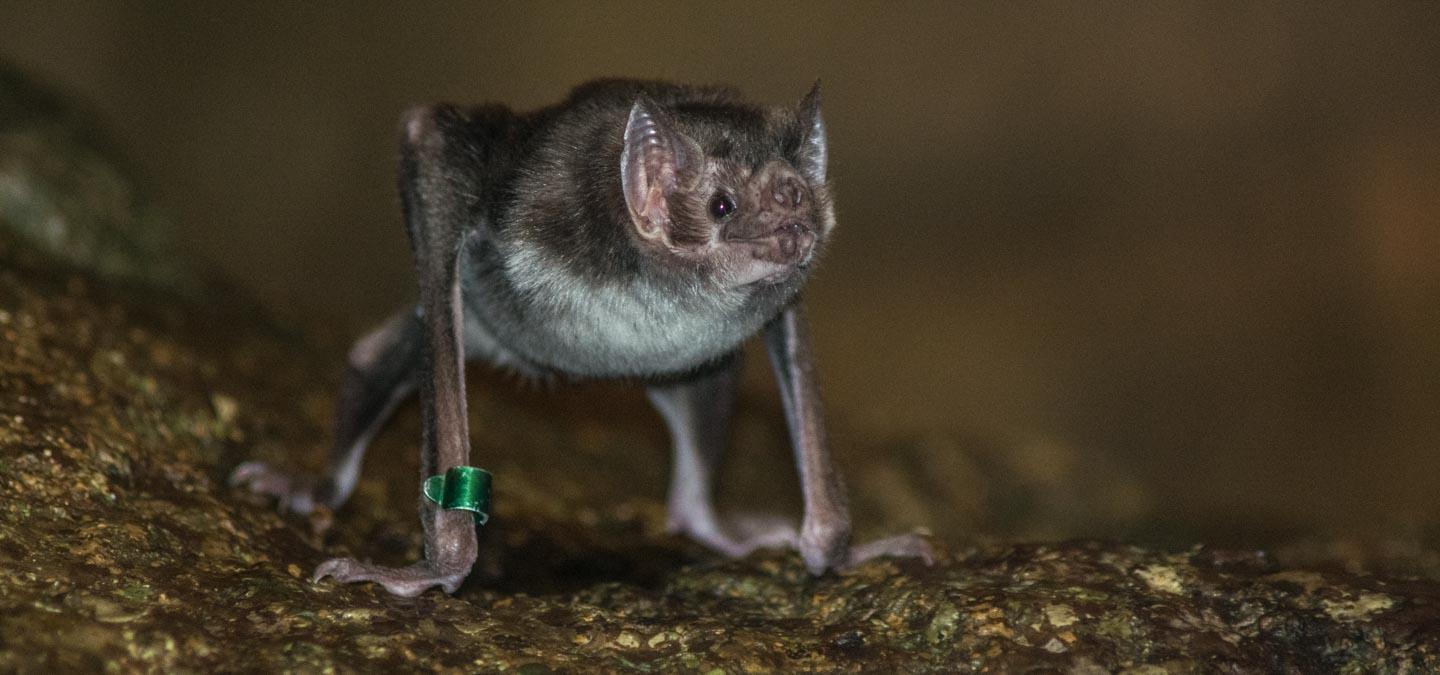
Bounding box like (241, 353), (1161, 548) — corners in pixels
(231, 80), (932, 597)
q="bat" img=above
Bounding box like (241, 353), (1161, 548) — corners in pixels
(231, 80), (931, 597)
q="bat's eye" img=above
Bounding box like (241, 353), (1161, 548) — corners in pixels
(708, 193), (736, 220)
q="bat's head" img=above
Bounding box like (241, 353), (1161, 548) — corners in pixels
(620, 83), (833, 291)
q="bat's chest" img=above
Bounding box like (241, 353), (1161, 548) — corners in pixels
(481, 245), (776, 377)
(531, 284), (760, 376)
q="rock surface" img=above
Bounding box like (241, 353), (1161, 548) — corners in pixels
(4, 68), (1440, 672)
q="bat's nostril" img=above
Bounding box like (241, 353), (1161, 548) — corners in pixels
(772, 178), (805, 209)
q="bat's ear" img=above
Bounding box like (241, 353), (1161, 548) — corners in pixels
(795, 81), (827, 184)
(621, 99), (701, 244)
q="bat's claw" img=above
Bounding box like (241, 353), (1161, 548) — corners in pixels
(229, 461), (320, 516)
(312, 557), (467, 597)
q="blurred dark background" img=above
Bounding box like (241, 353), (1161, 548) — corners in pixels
(2, 3), (1436, 542)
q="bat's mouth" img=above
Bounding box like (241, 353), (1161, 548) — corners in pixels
(724, 221), (818, 287)
(731, 222), (814, 257)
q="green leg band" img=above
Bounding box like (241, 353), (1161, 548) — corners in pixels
(423, 466), (492, 525)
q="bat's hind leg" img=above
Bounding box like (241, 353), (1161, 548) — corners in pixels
(230, 309), (421, 517)
(647, 358), (800, 558)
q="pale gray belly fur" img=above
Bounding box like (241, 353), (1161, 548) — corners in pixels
(461, 241), (774, 378)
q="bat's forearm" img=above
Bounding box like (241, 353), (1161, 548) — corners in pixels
(765, 303), (851, 572)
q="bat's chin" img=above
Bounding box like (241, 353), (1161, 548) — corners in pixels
(730, 260), (804, 288)
(726, 247), (818, 288)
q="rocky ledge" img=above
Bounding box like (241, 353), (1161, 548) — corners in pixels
(3, 228), (1440, 673)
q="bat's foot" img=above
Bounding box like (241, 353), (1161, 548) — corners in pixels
(844, 531), (936, 568)
(229, 461), (323, 516)
(669, 511), (798, 559)
(799, 517), (936, 574)
(670, 508), (935, 573)
(312, 557), (468, 597)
